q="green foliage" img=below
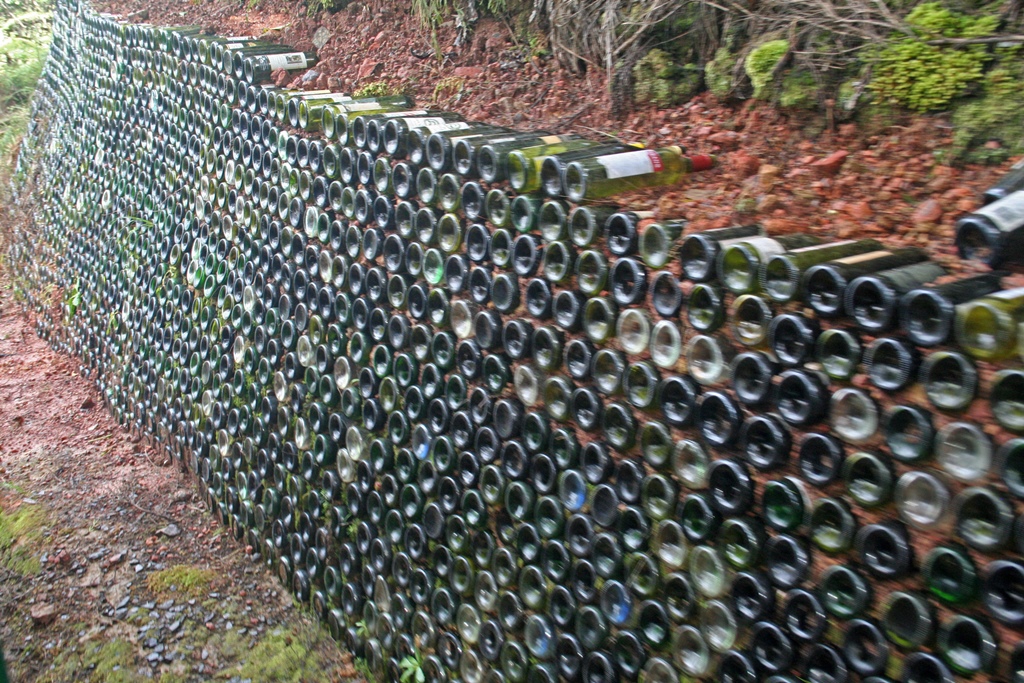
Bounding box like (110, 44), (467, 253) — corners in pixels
(412, 0), (450, 27)
(779, 69), (818, 109)
(353, 80), (400, 99)
(744, 39), (788, 99)
(949, 54), (1024, 163)
(237, 629), (323, 683)
(399, 651), (426, 683)
(705, 47), (738, 99)
(0, 503), (47, 575)
(305, 0), (347, 15)
(632, 48), (701, 107)
(0, 34), (48, 169)
(870, 2), (998, 111)
(146, 564), (217, 598)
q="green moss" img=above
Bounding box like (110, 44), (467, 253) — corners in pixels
(237, 629), (319, 683)
(779, 69), (818, 109)
(146, 565), (216, 598)
(352, 80), (401, 99)
(870, 2), (998, 111)
(632, 49), (701, 108)
(705, 48), (738, 99)
(83, 639), (138, 683)
(0, 503), (48, 575)
(949, 55), (1024, 163)
(744, 39), (788, 99)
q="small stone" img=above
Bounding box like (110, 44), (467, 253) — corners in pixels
(912, 198), (943, 225)
(758, 164), (782, 187)
(31, 604), (57, 626)
(300, 70), (319, 84)
(732, 152), (761, 179)
(809, 150), (849, 176)
(848, 201), (873, 221)
(158, 524), (181, 538)
(80, 397), (95, 410)
(312, 26), (331, 50)
(453, 66), (484, 79)
(708, 130), (740, 146)
(356, 59), (384, 80)
(168, 619), (182, 633)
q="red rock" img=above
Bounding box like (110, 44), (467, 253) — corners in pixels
(694, 126), (714, 137)
(315, 72), (329, 89)
(708, 130), (740, 146)
(356, 59), (384, 80)
(732, 152), (761, 179)
(809, 150), (849, 176)
(454, 66), (485, 79)
(847, 201), (873, 221)
(272, 69), (289, 86)
(911, 198), (943, 225)
(31, 603), (57, 626)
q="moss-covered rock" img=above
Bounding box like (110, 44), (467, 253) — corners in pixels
(779, 69), (818, 110)
(705, 47), (739, 99)
(870, 2), (998, 112)
(949, 52), (1024, 164)
(632, 48), (702, 107)
(744, 39), (788, 99)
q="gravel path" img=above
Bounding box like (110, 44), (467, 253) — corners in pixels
(0, 275), (358, 682)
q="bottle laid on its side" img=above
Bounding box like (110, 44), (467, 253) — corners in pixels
(898, 272), (1004, 347)
(956, 190), (1024, 266)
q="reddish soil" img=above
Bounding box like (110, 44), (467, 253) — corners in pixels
(0, 277), (357, 681)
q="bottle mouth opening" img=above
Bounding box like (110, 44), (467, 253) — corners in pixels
(763, 258), (800, 300)
(957, 223), (997, 263)
(721, 246), (757, 292)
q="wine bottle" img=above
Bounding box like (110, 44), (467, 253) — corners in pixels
(983, 158), (1024, 204)
(719, 234), (823, 294)
(680, 224), (763, 282)
(955, 190), (1024, 266)
(563, 147), (715, 202)
(845, 261), (947, 332)
(472, 133), (581, 181)
(244, 51), (320, 83)
(919, 350), (977, 412)
(992, 369), (1024, 432)
(803, 247), (928, 317)
(898, 272), (1004, 346)
(760, 239), (882, 302)
(954, 286), (1024, 360)
(508, 140), (635, 193)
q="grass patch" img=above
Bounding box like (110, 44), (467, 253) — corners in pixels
(0, 502), (48, 575)
(1, 5), (51, 186)
(146, 565), (216, 598)
(236, 628), (320, 683)
(352, 80), (401, 99)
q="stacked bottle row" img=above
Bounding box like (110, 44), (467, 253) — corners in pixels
(11, 1), (1024, 682)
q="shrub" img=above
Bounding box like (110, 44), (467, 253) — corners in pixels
(705, 47), (738, 99)
(353, 80), (400, 99)
(949, 53), (1024, 163)
(744, 39), (788, 99)
(870, 2), (998, 112)
(779, 69), (818, 109)
(632, 49), (702, 108)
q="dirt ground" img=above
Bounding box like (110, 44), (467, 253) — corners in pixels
(0, 278), (359, 682)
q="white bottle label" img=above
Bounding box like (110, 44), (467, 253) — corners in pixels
(379, 110), (427, 119)
(983, 286), (1024, 301)
(265, 52), (308, 70)
(423, 121), (471, 134)
(596, 149), (663, 179)
(974, 190), (1024, 233)
(342, 101), (392, 112)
